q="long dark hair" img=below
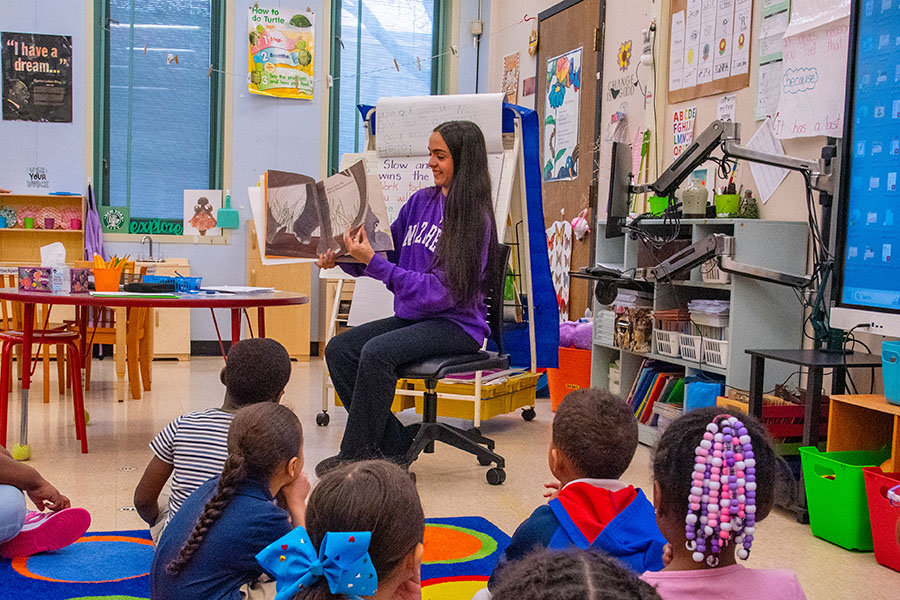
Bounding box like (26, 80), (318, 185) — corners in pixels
(432, 120), (498, 306)
(292, 460), (424, 600)
(166, 403), (303, 576)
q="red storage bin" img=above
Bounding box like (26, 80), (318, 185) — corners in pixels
(863, 467), (900, 572)
(546, 347), (592, 411)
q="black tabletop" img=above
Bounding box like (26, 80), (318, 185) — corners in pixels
(744, 348), (882, 368)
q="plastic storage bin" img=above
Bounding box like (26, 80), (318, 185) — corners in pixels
(800, 446), (890, 550)
(654, 329), (681, 357)
(142, 275), (203, 292)
(702, 338), (729, 368)
(678, 334), (703, 363)
(863, 467), (900, 571)
(882, 341), (900, 406)
(546, 347), (592, 411)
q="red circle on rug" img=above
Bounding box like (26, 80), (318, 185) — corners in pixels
(422, 525), (483, 563)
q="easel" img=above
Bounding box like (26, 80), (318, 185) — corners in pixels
(318, 102), (539, 428)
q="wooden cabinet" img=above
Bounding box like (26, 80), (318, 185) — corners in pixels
(246, 221), (311, 360)
(137, 259), (191, 360)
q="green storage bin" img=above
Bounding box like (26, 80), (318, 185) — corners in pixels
(800, 446), (890, 551)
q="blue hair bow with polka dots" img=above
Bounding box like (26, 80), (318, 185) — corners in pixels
(256, 527), (377, 600)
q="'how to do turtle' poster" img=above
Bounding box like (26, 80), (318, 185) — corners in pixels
(2, 32), (72, 122)
(248, 6), (315, 100)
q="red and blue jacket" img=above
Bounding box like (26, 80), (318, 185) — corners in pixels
(488, 479), (667, 589)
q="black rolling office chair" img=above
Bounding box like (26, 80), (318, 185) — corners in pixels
(397, 243), (512, 485)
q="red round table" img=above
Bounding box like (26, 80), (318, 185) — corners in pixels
(0, 288), (308, 455)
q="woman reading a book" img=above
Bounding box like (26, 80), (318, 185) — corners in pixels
(315, 120), (497, 475)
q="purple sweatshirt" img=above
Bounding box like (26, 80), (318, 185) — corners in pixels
(341, 186), (490, 344)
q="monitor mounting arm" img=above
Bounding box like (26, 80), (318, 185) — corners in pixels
(630, 120), (836, 198)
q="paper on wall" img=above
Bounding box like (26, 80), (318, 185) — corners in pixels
(375, 94), (504, 157)
(746, 119), (789, 203)
(713, 0), (736, 80)
(717, 94), (737, 121)
(784, 0), (850, 35)
(683, 0), (702, 88)
(755, 60), (784, 121)
(669, 11), (686, 91)
(771, 14), (850, 138)
(730, 0), (752, 75)
(698, 0), (717, 84)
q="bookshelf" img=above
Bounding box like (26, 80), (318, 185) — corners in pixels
(0, 194), (85, 263)
(591, 219), (809, 446)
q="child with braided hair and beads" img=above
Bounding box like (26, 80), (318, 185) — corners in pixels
(150, 403), (309, 600)
(640, 407), (806, 599)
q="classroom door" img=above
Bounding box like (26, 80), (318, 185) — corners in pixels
(537, 0), (605, 320)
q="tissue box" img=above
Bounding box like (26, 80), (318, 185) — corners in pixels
(69, 268), (90, 293)
(18, 267), (52, 292)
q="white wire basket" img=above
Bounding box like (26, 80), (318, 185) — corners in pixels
(702, 338), (729, 368)
(678, 334), (703, 363)
(654, 329), (682, 357)
(700, 258), (731, 284)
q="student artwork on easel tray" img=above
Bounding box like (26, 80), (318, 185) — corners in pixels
(264, 160), (393, 261)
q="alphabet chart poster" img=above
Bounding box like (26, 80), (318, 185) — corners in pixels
(667, 0), (752, 102)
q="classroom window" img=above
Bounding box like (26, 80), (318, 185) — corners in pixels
(95, 0), (225, 232)
(328, 0), (443, 172)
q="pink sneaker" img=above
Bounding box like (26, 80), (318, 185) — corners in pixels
(0, 508), (91, 558)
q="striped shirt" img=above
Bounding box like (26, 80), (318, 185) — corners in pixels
(149, 408), (234, 522)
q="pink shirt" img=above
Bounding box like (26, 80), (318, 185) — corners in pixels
(641, 564), (807, 600)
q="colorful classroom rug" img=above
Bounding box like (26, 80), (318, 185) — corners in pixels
(0, 517), (510, 600)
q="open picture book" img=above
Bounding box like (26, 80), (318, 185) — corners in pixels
(264, 160), (393, 261)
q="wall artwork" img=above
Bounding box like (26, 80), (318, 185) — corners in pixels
(1, 32), (72, 122)
(617, 40), (632, 71)
(501, 51), (520, 103)
(247, 6), (314, 99)
(183, 190), (222, 237)
(543, 48), (582, 182)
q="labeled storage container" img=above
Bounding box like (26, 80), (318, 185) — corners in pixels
(547, 347), (592, 411)
(800, 446), (890, 551)
(863, 467), (900, 571)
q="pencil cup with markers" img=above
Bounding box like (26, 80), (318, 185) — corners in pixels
(91, 254), (128, 292)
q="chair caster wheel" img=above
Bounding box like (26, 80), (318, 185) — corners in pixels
(521, 407), (536, 421)
(316, 412), (330, 427)
(477, 454), (492, 466)
(486, 467), (506, 485)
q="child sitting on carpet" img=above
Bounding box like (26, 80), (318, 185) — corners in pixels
(0, 444), (90, 558)
(640, 407), (806, 599)
(150, 402), (309, 600)
(257, 460), (424, 600)
(491, 547), (662, 600)
(485, 389), (666, 593)
(134, 337), (292, 543)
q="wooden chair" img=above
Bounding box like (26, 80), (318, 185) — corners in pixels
(0, 274), (68, 403)
(69, 261), (152, 400)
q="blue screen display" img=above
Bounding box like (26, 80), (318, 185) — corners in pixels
(840, 0), (900, 310)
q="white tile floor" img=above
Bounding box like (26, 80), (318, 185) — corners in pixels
(6, 357), (900, 598)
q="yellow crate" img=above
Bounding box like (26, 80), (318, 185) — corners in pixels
(403, 371), (541, 421)
(334, 393), (416, 413)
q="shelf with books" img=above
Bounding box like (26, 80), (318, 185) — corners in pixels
(591, 219), (809, 438)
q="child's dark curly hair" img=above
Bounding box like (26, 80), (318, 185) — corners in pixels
(222, 338), (292, 406)
(653, 406), (779, 522)
(491, 547), (662, 600)
(553, 388), (638, 479)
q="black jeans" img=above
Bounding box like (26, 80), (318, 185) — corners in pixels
(325, 316), (480, 460)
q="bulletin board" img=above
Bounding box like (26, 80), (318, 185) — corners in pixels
(667, 0), (753, 103)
